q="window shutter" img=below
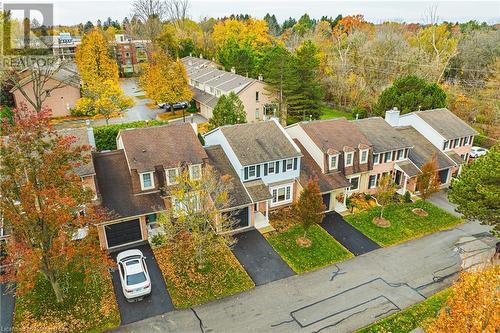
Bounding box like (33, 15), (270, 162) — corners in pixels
(256, 165), (261, 178)
(282, 160), (286, 172)
(244, 167), (248, 180)
(264, 163), (268, 176)
(276, 161), (280, 173)
(293, 158), (298, 170)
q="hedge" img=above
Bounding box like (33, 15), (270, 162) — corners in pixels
(93, 120), (166, 151)
(473, 134), (498, 149)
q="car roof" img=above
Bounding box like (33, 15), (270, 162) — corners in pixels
(116, 249), (143, 262)
(124, 259), (144, 275)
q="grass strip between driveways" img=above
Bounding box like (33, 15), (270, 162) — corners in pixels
(266, 224), (353, 273)
(356, 288), (450, 333)
(13, 268), (120, 333)
(345, 201), (462, 247)
(153, 239), (254, 309)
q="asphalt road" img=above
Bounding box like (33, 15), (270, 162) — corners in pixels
(0, 283), (15, 331)
(321, 212), (381, 256)
(231, 230), (295, 286)
(110, 244), (174, 325)
(113, 221), (495, 333)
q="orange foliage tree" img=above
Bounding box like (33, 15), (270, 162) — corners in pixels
(0, 105), (111, 302)
(426, 265), (500, 333)
(417, 154), (441, 201)
(292, 179), (325, 243)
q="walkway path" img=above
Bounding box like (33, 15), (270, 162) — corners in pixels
(113, 221), (495, 333)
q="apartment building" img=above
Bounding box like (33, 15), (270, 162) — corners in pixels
(114, 34), (151, 76)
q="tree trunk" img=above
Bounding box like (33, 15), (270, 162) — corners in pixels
(380, 205), (384, 219)
(171, 105), (175, 115)
(41, 265), (64, 303)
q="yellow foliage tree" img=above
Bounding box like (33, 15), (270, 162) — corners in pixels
(426, 265), (499, 333)
(139, 51), (193, 115)
(75, 29), (132, 123)
(212, 18), (274, 50)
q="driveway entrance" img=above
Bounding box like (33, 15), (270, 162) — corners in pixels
(231, 230), (295, 286)
(110, 244), (174, 325)
(321, 213), (381, 256)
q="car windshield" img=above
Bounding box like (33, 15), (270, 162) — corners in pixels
(127, 272), (146, 285)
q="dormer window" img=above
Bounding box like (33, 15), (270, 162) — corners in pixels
(140, 172), (155, 190)
(189, 164), (202, 180)
(166, 168), (179, 186)
(329, 154), (339, 170)
(360, 149), (369, 164)
(345, 152), (354, 167)
(285, 158), (293, 171)
(396, 149), (404, 160)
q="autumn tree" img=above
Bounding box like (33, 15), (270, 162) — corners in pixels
(417, 154), (441, 201)
(426, 265), (500, 333)
(449, 144), (499, 235)
(75, 29), (133, 123)
(160, 165), (235, 268)
(292, 179), (325, 246)
(139, 51), (193, 115)
(0, 105), (111, 302)
(375, 174), (397, 220)
(209, 92), (246, 129)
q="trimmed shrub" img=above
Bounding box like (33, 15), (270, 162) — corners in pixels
(93, 120), (166, 151)
(404, 191), (412, 203)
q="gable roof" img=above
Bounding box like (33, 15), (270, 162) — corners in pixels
(93, 150), (165, 219)
(214, 120), (301, 166)
(119, 123), (207, 173)
(407, 108), (478, 139)
(205, 145), (252, 209)
(11, 62), (80, 92)
(298, 118), (371, 153)
(354, 117), (412, 154)
(395, 126), (456, 170)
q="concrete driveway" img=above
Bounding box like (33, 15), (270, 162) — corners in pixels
(231, 230), (295, 286)
(113, 221), (495, 333)
(321, 213), (381, 256)
(0, 283), (15, 331)
(428, 189), (461, 217)
(110, 244), (174, 325)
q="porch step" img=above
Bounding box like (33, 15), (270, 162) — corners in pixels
(257, 225), (275, 234)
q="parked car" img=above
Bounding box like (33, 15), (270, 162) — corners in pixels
(158, 101), (189, 110)
(470, 146), (488, 158)
(116, 249), (151, 302)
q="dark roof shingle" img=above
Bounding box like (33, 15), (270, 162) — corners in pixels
(412, 108), (478, 139)
(93, 150), (165, 219)
(244, 180), (273, 202)
(119, 123), (207, 173)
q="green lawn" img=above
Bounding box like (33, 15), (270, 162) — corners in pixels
(345, 201), (462, 247)
(267, 224), (353, 273)
(356, 289), (450, 333)
(14, 269), (120, 333)
(320, 106), (354, 120)
(153, 240), (254, 308)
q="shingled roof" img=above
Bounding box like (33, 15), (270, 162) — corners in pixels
(298, 118), (372, 153)
(354, 117), (412, 153)
(119, 123), (207, 173)
(93, 150), (165, 219)
(58, 127), (95, 177)
(217, 120), (301, 166)
(205, 145), (252, 209)
(396, 126), (456, 170)
(409, 108), (478, 139)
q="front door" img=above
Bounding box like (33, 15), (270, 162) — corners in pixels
(395, 170), (402, 185)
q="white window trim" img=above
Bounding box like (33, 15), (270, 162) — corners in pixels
(385, 151), (393, 163)
(189, 164), (202, 181)
(329, 154), (339, 170)
(360, 149), (369, 164)
(270, 183), (293, 207)
(396, 149), (404, 161)
(345, 152), (354, 167)
(165, 168), (179, 186)
(373, 153), (380, 165)
(140, 171), (155, 190)
(267, 162), (276, 174)
(285, 158), (293, 171)
(348, 176), (360, 192)
(368, 175), (377, 189)
(248, 165), (257, 179)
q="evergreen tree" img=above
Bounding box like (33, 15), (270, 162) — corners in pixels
(264, 13), (281, 36)
(294, 13), (314, 35)
(83, 21), (94, 33)
(374, 75), (447, 115)
(216, 39), (257, 77)
(282, 17), (297, 30)
(285, 40), (324, 122)
(209, 92), (246, 129)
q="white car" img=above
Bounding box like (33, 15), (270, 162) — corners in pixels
(116, 249), (151, 302)
(470, 146), (488, 158)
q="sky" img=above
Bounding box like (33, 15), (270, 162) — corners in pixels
(5, 0), (500, 26)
